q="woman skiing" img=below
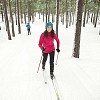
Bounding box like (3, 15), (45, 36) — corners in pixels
(38, 22), (60, 79)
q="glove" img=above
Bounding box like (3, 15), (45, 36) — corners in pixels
(42, 47), (46, 52)
(56, 49), (60, 53)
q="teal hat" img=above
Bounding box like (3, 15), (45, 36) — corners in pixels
(45, 22), (53, 29)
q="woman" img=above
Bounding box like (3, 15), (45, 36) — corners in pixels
(26, 23), (31, 35)
(38, 22), (60, 79)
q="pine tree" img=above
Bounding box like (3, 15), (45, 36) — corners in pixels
(3, 0), (12, 40)
(72, 0), (84, 58)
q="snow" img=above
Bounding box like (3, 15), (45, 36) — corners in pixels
(0, 14), (100, 100)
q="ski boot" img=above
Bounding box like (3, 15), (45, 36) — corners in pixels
(50, 72), (54, 80)
(42, 64), (45, 71)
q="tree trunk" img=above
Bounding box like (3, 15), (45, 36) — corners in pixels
(52, 13), (54, 23)
(56, 0), (59, 36)
(83, 0), (87, 27)
(17, 0), (21, 34)
(39, 12), (41, 19)
(15, 0), (17, 25)
(43, 10), (45, 22)
(69, 0), (73, 26)
(86, 9), (89, 24)
(99, 29), (100, 35)
(1, 5), (4, 22)
(8, 0), (15, 37)
(66, 0), (68, 28)
(93, 12), (96, 25)
(3, 0), (12, 40)
(48, 0), (50, 22)
(20, 0), (23, 23)
(24, 0), (26, 24)
(94, 3), (99, 28)
(32, 0), (35, 23)
(72, 12), (74, 25)
(69, 12), (72, 26)
(91, 13), (93, 23)
(62, 13), (64, 25)
(8, 1), (12, 22)
(72, 0), (83, 58)
(28, 0), (31, 22)
(46, 0), (48, 23)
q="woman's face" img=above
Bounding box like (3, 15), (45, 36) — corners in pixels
(47, 26), (52, 32)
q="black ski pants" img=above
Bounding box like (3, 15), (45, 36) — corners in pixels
(42, 51), (55, 73)
(27, 28), (31, 35)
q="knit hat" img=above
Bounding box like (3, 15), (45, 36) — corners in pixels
(45, 22), (53, 29)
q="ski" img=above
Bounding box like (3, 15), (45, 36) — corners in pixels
(42, 70), (53, 100)
(51, 75), (60, 100)
(42, 70), (61, 100)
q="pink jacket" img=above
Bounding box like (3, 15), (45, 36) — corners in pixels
(38, 32), (60, 53)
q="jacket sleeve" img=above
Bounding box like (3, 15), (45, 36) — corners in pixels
(38, 33), (44, 50)
(54, 33), (60, 49)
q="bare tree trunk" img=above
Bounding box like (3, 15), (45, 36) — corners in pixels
(17, 0), (21, 34)
(8, 0), (15, 37)
(24, 0), (26, 24)
(66, 0), (68, 28)
(1, 4), (4, 22)
(94, 3), (99, 28)
(93, 12), (96, 25)
(20, 0), (23, 23)
(69, 12), (72, 26)
(3, 0), (12, 40)
(61, 15), (63, 23)
(15, 0), (17, 25)
(72, 12), (74, 25)
(72, 0), (84, 58)
(56, 0), (59, 36)
(69, 0), (73, 26)
(32, 0), (35, 23)
(62, 13), (64, 25)
(39, 12), (41, 19)
(48, 0), (50, 22)
(52, 13), (54, 23)
(83, 0), (87, 27)
(43, 10), (45, 22)
(91, 13), (93, 23)
(8, 1), (12, 22)
(86, 9), (89, 24)
(28, 0), (31, 22)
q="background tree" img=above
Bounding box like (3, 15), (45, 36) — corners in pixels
(0, 1), (4, 22)
(83, 0), (87, 27)
(8, 0), (15, 37)
(16, 0), (21, 34)
(3, 0), (12, 40)
(56, 0), (60, 36)
(0, 0), (100, 40)
(72, 0), (84, 58)
(94, 0), (100, 27)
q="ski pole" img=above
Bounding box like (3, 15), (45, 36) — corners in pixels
(37, 55), (42, 73)
(55, 53), (59, 65)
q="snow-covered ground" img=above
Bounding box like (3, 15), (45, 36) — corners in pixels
(0, 15), (100, 100)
